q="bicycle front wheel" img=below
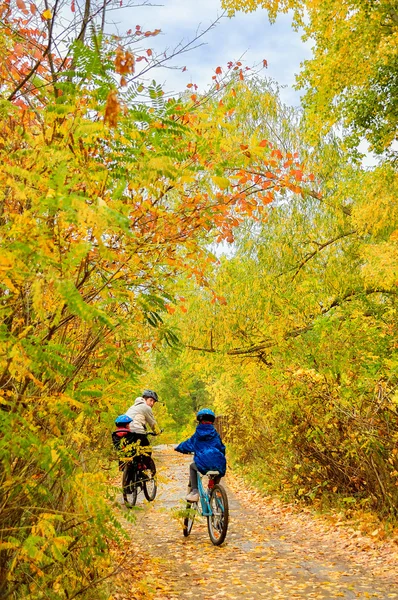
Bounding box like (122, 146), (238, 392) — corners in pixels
(183, 502), (197, 537)
(122, 464), (138, 508)
(207, 484), (229, 545)
(143, 457), (157, 502)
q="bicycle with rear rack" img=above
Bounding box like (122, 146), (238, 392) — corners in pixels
(121, 432), (159, 508)
(183, 469), (229, 546)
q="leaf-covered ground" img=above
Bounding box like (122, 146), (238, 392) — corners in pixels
(111, 446), (398, 599)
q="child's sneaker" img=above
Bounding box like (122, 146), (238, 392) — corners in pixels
(186, 489), (199, 502)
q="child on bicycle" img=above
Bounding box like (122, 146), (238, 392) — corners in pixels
(111, 414), (136, 469)
(174, 408), (226, 502)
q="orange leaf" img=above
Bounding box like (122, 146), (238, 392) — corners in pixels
(292, 169), (304, 181)
(259, 140), (268, 147)
(263, 59), (268, 68)
(271, 148), (283, 159)
(146, 48), (152, 56)
(215, 66), (222, 75)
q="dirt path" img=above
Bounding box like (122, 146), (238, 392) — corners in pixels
(112, 446), (398, 600)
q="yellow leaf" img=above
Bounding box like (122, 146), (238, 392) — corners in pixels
(42, 8), (52, 18)
(0, 255), (13, 270)
(212, 176), (230, 190)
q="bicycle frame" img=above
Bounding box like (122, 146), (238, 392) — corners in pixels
(197, 473), (212, 516)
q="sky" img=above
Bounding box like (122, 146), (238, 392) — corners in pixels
(112, 0), (312, 108)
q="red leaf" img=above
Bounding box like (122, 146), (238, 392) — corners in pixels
(71, 0), (75, 11)
(146, 48), (152, 56)
(215, 66), (222, 75)
(263, 59), (268, 68)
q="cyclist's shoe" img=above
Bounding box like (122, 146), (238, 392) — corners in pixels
(186, 489), (199, 502)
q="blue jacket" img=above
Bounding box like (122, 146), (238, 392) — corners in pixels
(175, 423), (226, 476)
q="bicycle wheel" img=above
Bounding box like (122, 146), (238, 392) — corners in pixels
(207, 484), (229, 546)
(183, 502), (197, 537)
(122, 463), (138, 508)
(143, 457), (157, 502)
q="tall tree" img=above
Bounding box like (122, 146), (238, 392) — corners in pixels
(158, 78), (398, 517)
(222, 0), (398, 155)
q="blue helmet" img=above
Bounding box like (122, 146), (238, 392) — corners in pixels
(197, 408), (215, 423)
(115, 414), (133, 425)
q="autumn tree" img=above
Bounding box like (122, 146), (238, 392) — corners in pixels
(154, 77), (398, 519)
(222, 0), (398, 156)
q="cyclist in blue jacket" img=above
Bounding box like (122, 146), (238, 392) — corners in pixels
(175, 408), (226, 502)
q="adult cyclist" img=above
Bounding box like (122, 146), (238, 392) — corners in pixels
(125, 390), (161, 467)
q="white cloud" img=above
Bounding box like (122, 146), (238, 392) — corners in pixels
(113, 0), (311, 107)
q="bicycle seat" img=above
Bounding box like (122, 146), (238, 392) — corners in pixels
(206, 470), (220, 476)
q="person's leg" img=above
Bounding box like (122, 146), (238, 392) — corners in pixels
(189, 462), (198, 490)
(136, 434), (156, 473)
(186, 462), (199, 502)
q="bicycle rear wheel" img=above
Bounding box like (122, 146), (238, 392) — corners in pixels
(207, 484), (229, 545)
(122, 464), (138, 508)
(143, 457), (157, 501)
(183, 502), (197, 537)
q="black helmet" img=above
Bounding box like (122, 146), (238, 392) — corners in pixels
(142, 390), (158, 402)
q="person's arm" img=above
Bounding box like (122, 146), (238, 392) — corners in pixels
(175, 434), (195, 454)
(143, 405), (161, 434)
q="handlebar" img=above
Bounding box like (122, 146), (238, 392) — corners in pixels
(148, 430), (163, 436)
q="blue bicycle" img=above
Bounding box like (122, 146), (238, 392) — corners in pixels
(183, 470), (229, 546)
